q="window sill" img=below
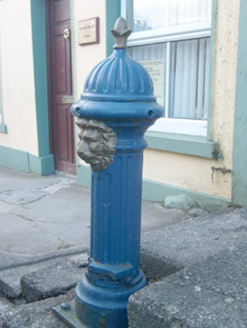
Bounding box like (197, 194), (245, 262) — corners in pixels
(0, 124), (7, 133)
(149, 118), (207, 137)
(145, 131), (218, 159)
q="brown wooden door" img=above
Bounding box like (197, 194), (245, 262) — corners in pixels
(47, 0), (76, 174)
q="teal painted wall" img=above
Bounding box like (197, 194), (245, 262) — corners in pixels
(77, 164), (91, 188)
(0, 145), (30, 172)
(143, 179), (229, 212)
(105, 0), (121, 56)
(232, 0), (247, 206)
(30, 0), (50, 158)
(0, 124), (7, 133)
(0, 145), (54, 175)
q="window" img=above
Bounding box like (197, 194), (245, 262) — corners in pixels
(121, 0), (212, 136)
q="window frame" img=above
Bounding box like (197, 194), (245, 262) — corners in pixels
(121, 0), (212, 137)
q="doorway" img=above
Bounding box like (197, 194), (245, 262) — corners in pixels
(46, 0), (76, 175)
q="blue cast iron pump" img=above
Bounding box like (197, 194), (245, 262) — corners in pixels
(54, 17), (164, 328)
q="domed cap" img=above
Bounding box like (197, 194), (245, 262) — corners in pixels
(80, 17), (156, 102)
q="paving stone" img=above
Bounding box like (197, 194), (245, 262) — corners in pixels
(0, 289), (75, 328)
(0, 266), (27, 299)
(0, 252), (87, 299)
(21, 262), (86, 303)
(129, 244), (247, 328)
(68, 253), (89, 267)
(140, 207), (247, 280)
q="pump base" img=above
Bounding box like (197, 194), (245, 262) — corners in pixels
(75, 271), (147, 328)
(53, 300), (87, 328)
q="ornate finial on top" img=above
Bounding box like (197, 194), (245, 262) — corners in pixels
(111, 17), (131, 49)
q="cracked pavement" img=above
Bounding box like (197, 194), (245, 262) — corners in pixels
(0, 166), (189, 263)
(0, 168), (91, 258)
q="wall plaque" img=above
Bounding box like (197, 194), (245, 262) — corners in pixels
(139, 59), (164, 107)
(78, 17), (99, 46)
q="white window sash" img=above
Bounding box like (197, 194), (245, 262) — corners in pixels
(127, 22), (211, 47)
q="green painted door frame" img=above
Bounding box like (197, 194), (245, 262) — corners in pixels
(29, 0), (54, 174)
(105, 0), (121, 56)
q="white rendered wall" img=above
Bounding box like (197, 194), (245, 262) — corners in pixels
(71, 0), (106, 165)
(71, 0), (106, 103)
(0, 0), (38, 156)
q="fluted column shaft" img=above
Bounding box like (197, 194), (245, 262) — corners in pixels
(90, 151), (143, 271)
(87, 123), (147, 282)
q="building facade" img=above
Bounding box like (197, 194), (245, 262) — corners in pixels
(0, 0), (246, 210)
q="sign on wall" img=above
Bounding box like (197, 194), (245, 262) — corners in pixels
(78, 17), (99, 46)
(138, 59), (164, 107)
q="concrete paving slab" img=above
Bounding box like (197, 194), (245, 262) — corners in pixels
(177, 244), (247, 302)
(21, 262), (86, 303)
(0, 189), (49, 206)
(0, 265), (36, 299)
(0, 246), (87, 271)
(0, 172), (91, 262)
(0, 213), (65, 254)
(0, 253), (88, 299)
(0, 200), (20, 215)
(0, 171), (77, 206)
(128, 243), (247, 328)
(0, 167), (58, 193)
(21, 186), (91, 247)
(128, 276), (247, 328)
(140, 207), (247, 280)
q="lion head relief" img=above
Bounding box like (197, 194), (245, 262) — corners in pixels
(76, 118), (117, 172)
